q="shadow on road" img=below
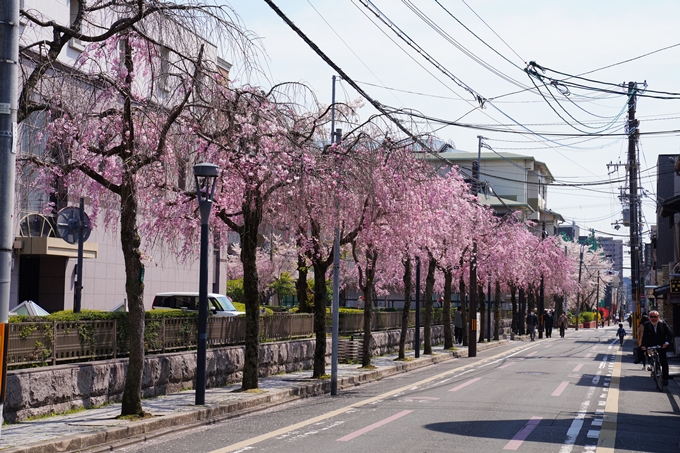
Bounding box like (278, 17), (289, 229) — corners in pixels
(424, 411), (679, 452)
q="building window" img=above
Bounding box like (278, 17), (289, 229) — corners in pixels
(68, 0), (86, 52)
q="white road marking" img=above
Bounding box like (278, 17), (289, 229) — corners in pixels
(559, 386), (596, 453)
(207, 344), (533, 453)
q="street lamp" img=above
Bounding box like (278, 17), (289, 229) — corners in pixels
(194, 162), (219, 406)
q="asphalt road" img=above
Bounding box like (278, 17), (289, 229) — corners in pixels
(119, 327), (680, 453)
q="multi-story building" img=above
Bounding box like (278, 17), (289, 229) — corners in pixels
(424, 148), (563, 234)
(558, 221), (580, 242)
(598, 237), (624, 278)
(653, 154), (680, 334)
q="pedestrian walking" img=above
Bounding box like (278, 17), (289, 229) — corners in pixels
(453, 306), (463, 345)
(616, 323), (626, 345)
(544, 310), (554, 338)
(526, 310), (539, 341)
(557, 312), (568, 338)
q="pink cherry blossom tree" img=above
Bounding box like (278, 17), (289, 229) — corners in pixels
(18, 1), (257, 417)
(181, 83), (323, 390)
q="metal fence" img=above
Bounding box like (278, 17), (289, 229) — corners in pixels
(8, 320), (118, 367)
(338, 311), (416, 333)
(5, 311), (439, 369)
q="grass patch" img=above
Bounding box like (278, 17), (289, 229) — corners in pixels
(360, 364), (377, 370)
(116, 411), (154, 421)
(25, 406), (85, 422)
(232, 388), (267, 394)
(393, 357), (414, 362)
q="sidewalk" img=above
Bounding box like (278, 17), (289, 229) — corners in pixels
(0, 341), (508, 453)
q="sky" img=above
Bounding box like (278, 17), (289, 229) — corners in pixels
(222, 0), (680, 277)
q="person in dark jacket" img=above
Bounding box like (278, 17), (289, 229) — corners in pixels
(544, 310), (554, 338)
(526, 310), (539, 341)
(640, 310), (674, 386)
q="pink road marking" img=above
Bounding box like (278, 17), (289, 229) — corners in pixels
(544, 344), (552, 348)
(448, 377), (482, 392)
(527, 351), (537, 357)
(551, 381), (570, 397)
(503, 416), (543, 450)
(499, 361), (518, 369)
(336, 410), (412, 441)
(585, 353), (592, 358)
(573, 364), (584, 372)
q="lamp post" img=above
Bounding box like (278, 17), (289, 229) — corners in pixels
(194, 163), (219, 406)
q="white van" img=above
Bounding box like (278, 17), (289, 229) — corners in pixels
(152, 292), (244, 317)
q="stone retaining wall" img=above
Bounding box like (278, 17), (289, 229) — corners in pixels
(4, 326), (445, 422)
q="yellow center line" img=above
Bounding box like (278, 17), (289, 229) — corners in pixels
(597, 343), (621, 453)
(208, 343), (531, 453)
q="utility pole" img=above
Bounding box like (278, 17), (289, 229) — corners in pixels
(0, 0), (19, 437)
(626, 82), (642, 331)
(538, 220), (546, 339)
(575, 244), (584, 331)
(596, 270), (600, 328)
(468, 136), (483, 357)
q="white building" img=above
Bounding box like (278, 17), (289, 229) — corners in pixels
(424, 149), (563, 234)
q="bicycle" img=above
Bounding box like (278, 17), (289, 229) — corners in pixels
(646, 346), (664, 391)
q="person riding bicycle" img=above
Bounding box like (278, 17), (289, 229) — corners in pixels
(640, 310), (674, 387)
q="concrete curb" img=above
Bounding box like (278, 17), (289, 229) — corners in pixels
(2, 341), (510, 453)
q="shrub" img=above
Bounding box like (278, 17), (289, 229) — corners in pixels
(226, 278), (244, 303)
(580, 311), (595, 323)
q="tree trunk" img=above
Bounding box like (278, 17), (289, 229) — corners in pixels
(119, 177), (145, 416)
(398, 257), (412, 359)
(555, 295), (564, 321)
(510, 285), (517, 334)
(312, 258), (331, 377)
(423, 256), (436, 355)
(460, 277), (468, 347)
(361, 249), (377, 367)
(478, 285), (485, 343)
(528, 288), (536, 313)
(494, 281), (501, 341)
(443, 268), (453, 349)
(519, 287), (526, 335)
(240, 193), (262, 390)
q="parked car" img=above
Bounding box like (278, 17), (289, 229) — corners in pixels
(152, 292), (244, 317)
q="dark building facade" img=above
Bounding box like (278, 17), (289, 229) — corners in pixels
(655, 154), (680, 341)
